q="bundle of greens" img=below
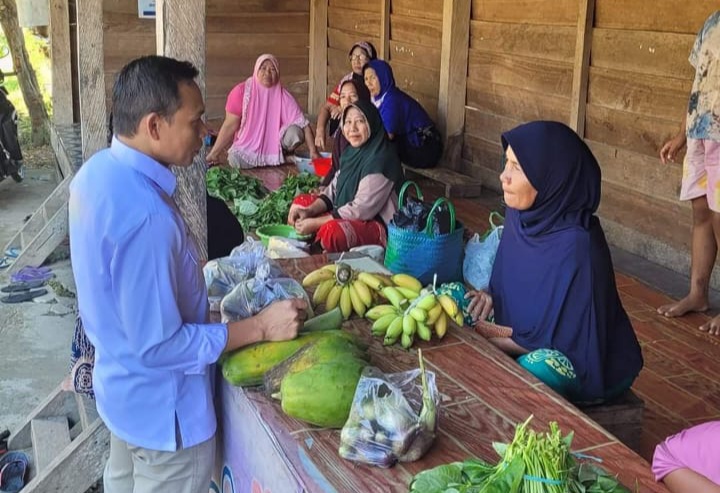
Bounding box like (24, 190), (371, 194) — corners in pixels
(206, 168), (320, 232)
(408, 416), (631, 493)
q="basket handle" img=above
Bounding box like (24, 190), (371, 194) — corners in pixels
(423, 197), (456, 236)
(398, 180), (424, 209)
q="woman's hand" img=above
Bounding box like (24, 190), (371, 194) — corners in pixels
(206, 148), (220, 166)
(287, 204), (310, 226)
(294, 217), (322, 236)
(465, 290), (494, 323)
(329, 105), (342, 120)
(315, 131), (326, 151)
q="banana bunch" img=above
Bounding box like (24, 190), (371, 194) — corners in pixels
(302, 263), (392, 321)
(364, 274), (464, 349)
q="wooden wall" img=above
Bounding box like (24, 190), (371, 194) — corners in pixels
(206, 0), (310, 121)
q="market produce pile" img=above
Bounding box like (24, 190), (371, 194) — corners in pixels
(206, 167), (319, 231)
(409, 416), (631, 493)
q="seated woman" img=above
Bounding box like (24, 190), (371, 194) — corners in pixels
(465, 121), (643, 404)
(321, 79), (371, 187)
(314, 41), (375, 151)
(363, 59), (442, 169)
(206, 54), (319, 168)
(288, 100), (404, 253)
(652, 421), (720, 492)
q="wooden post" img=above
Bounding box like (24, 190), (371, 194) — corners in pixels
(437, 0), (471, 167)
(569, 0), (595, 137)
(379, 0), (391, 60)
(308, 0), (328, 114)
(49, 0), (72, 125)
(156, 0), (208, 260)
(76, 0), (106, 161)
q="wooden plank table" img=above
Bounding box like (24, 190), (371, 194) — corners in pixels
(213, 255), (667, 493)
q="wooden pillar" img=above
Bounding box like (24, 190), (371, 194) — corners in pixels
(156, 0), (208, 260)
(308, 0), (328, 114)
(569, 0), (595, 137)
(437, 0), (471, 166)
(76, 0), (106, 161)
(49, 0), (72, 125)
(379, 0), (391, 60)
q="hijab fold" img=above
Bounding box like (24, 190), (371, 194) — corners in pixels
(334, 99), (403, 210)
(230, 54), (307, 167)
(490, 121), (643, 402)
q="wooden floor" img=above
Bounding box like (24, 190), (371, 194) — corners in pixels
(246, 165), (720, 463)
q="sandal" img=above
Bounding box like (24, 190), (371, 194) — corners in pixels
(10, 266), (53, 284)
(0, 288), (49, 304)
(1, 279), (47, 293)
(0, 258), (9, 270)
(0, 451), (28, 493)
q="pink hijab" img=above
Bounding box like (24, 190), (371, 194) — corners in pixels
(230, 54), (307, 167)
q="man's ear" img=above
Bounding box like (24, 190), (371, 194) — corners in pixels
(143, 113), (163, 141)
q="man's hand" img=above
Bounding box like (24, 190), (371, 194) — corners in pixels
(465, 289), (494, 323)
(257, 298), (308, 342)
(660, 133), (687, 164)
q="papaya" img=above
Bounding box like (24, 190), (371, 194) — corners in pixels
(221, 330), (357, 387)
(263, 334), (369, 396)
(300, 307), (344, 333)
(277, 359), (366, 428)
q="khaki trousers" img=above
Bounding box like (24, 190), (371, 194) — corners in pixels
(103, 432), (215, 493)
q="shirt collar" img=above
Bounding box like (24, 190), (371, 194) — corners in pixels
(110, 137), (177, 196)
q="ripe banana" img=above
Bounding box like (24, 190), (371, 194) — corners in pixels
(322, 264), (337, 273)
(434, 312), (448, 339)
(357, 272), (384, 291)
(426, 302), (444, 325)
(365, 304), (398, 320)
(382, 286), (407, 310)
(417, 322), (432, 342)
(312, 279), (335, 306)
(416, 294), (437, 311)
(392, 273), (423, 293)
(409, 307), (428, 323)
(349, 283), (367, 318)
(454, 313), (465, 326)
(353, 279), (373, 307)
(340, 285), (353, 320)
(325, 284), (343, 310)
(302, 267), (335, 287)
(438, 294), (459, 318)
(396, 287), (420, 300)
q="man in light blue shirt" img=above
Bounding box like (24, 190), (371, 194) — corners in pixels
(69, 56), (307, 493)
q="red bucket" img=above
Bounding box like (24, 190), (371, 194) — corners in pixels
(312, 157), (332, 177)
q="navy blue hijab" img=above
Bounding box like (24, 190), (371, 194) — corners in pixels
(489, 121), (643, 402)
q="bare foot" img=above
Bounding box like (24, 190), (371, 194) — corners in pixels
(699, 314), (720, 336)
(657, 296), (708, 318)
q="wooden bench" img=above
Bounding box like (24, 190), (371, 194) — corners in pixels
(581, 389), (645, 453)
(402, 165), (483, 198)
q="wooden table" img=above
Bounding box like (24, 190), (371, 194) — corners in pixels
(212, 255), (667, 493)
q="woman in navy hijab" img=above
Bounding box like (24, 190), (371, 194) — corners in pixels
(466, 121), (643, 403)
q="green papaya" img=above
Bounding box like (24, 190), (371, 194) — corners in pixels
(277, 359), (366, 428)
(221, 330), (357, 387)
(263, 334), (368, 396)
(301, 307), (344, 333)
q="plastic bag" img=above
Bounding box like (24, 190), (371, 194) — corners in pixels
(339, 365), (438, 468)
(266, 236), (310, 259)
(219, 275), (312, 323)
(203, 238), (283, 298)
(463, 212), (504, 290)
(392, 195), (452, 235)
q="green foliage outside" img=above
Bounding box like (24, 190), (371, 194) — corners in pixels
(0, 31), (52, 147)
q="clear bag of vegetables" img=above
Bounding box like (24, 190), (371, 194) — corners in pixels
(339, 350), (438, 468)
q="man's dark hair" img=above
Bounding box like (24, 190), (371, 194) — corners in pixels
(111, 56), (199, 137)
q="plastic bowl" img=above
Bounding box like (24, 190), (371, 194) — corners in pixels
(312, 157), (332, 177)
(255, 224), (312, 247)
(294, 156), (315, 174)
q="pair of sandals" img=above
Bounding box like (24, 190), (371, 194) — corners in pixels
(0, 265), (54, 304)
(0, 429), (27, 493)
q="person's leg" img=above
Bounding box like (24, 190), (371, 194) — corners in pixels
(103, 433), (135, 493)
(699, 140), (720, 334)
(130, 435), (216, 493)
(659, 139), (715, 318)
(281, 125), (304, 154)
(316, 219), (386, 252)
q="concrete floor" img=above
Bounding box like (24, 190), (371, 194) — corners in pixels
(0, 168), (77, 434)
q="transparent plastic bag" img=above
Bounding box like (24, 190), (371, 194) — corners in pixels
(339, 366), (438, 468)
(219, 275), (313, 323)
(463, 212), (503, 290)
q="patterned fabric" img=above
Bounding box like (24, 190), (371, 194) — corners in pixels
(517, 349), (578, 397)
(679, 138), (720, 211)
(69, 315), (95, 399)
(687, 11), (720, 140)
(316, 218), (387, 253)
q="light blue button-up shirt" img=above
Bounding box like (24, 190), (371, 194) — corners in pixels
(69, 138), (228, 451)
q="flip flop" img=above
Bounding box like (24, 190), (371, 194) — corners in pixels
(10, 266), (53, 284)
(0, 258), (9, 270)
(3, 248), (19, 259)
(0, 288), (48, 304)
(0, 451), (28, 493)
(1, 279), (47, 293)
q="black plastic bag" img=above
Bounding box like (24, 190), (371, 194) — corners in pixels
(392, 195), (452, 235)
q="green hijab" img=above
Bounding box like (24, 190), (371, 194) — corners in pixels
(334, 99), (404, 210)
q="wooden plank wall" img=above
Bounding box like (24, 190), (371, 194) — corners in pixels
(460, 0), (578, 187)
(206, 0), (310, 122)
